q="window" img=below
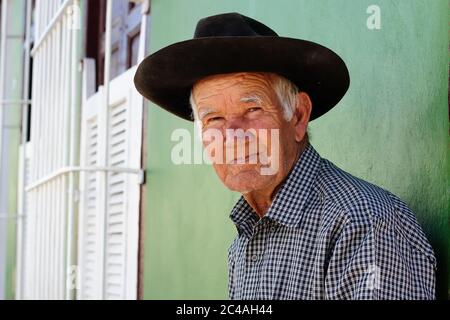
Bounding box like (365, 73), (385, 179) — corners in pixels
(86, 0), (142, 90)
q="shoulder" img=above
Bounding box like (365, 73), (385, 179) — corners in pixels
(316, 158), (396, 224)
(315, 158), (435, 264)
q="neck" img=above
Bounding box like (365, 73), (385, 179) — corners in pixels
(243, 139), (308, 218)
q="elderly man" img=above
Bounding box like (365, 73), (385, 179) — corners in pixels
(135, 12), (436, 300)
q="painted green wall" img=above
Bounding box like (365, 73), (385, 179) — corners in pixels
(142, 0), (449, 299)
(2, 0), (26, 300)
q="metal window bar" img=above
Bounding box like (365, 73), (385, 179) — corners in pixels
(26, 166), (144, 192)
(22, 0), (80, 300)
(0, 100), (32, 106)
(17, 0), (148, 300)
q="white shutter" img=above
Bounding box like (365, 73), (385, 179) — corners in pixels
(78, 65), (143, 300)
(78, 88), (103, 299)
(104, 100), (127, 299)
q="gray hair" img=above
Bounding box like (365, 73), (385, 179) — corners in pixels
(189, 73), (299, 123)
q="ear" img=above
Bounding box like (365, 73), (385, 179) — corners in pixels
(292, 92), (312, 142)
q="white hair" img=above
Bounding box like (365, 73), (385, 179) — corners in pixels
(189, 73), (299, 123)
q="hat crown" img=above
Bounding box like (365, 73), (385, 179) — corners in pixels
(194, 12), (278, 38)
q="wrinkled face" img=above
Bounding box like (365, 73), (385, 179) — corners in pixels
(192, 72), (308, 194)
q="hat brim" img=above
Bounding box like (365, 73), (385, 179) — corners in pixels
(134, 36), (350, 121)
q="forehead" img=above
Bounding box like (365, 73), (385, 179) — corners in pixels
(192, 72), (275, 101)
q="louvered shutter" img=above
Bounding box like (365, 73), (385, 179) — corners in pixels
(78, 89), (103, 299)
(104, 100), (128, 299)
(78, 66), (142, 300)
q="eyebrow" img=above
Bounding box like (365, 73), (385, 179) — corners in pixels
(198, 94), (264, 120)
(198, 107), (217, 121)
(240, 94), (263, 105)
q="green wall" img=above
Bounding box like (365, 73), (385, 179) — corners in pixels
(1, 0), (26, 300)
(142, 0), (449, 299)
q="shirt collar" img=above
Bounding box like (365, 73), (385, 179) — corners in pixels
(230, 142), (322, 230)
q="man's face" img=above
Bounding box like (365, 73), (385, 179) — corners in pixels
(192, 72), (309, 194)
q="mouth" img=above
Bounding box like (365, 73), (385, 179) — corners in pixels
(228, 153), (259, 165)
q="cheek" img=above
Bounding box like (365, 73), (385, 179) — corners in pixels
(255, 127), (282, 159)
(248, 116), (280, 145)
(259, 126), (297, 173)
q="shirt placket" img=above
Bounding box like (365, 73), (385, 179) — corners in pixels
(241, 218), (269, 299)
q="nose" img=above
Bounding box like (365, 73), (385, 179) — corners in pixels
(223, 117), (258, 151)
(223, 117), (245, 145)
(224, 115), (244, 130)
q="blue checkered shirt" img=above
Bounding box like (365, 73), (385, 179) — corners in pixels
(228, 143), (436, 300)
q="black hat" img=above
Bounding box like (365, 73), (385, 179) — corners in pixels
(134, 12), (350, 121)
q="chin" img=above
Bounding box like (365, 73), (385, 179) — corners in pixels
(220, 168), (271, 193)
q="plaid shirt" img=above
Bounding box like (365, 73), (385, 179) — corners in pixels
(228, 143), (436, 300)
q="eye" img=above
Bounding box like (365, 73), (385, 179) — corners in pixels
(247, 107), (262, 113)
(206, 116), (224, 124)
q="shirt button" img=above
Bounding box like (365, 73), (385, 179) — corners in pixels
(251, 255), (258, 262)
(270, 226), (277, 233)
